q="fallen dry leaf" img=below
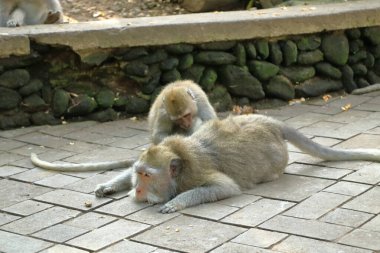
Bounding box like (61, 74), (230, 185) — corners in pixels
(341, 103), (352, 111)
(322, 94), (332, 102)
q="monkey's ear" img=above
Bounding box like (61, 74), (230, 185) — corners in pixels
(169, 158), (183, 177)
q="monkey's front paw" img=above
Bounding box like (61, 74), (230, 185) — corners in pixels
(95, 184), (115, 197)
(159, 202), (183, 213)
(6, 19), (20, 27)
(45, 11), (62, 24)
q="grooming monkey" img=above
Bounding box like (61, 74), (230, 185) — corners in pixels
(148, 79), (217, 144)
(31, 80), (217, 171)
(94, 114), (380, 213)
(0, 0), (63, 27)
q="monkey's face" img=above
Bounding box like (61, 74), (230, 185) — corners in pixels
(175, 112), (193, 130)
(130, 160), (176, 204)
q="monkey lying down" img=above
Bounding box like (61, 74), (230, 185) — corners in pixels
(31, 114), (380, 213)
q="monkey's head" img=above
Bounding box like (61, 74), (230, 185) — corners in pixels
(129, 146), (181, 204)
(163, 86), (197, 130)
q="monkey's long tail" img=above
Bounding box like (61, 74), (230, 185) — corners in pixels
(30, 153), (134, 171)
(281, 126), (380, 162)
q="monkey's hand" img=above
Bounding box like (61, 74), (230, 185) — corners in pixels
(94, 183), (116, 197)
(159, 201), (184, 213)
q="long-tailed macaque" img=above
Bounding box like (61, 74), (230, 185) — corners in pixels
(30, 80), (217, 171)
(148, 80), (217, 144)
(0, 0), (63, 27)
(94, 114), (380, 213)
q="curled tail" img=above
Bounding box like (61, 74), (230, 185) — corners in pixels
(30, 153), (134, 172)
(280, 126), (380, 162)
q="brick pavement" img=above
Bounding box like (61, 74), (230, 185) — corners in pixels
(0, 91), (380, 253)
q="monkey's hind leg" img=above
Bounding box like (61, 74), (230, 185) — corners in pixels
(95, 168), (133, 197)
(44, 11), (62, 24)
(7, 8), (26, 27)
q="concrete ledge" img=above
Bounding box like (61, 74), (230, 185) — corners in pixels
(0, 0), (379, 55)
(0, 35), (30, 58)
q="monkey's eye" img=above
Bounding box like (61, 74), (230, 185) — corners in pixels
(137, 172), (151, 177)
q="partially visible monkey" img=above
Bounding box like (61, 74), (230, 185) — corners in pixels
(31, 80), (217, 171)
(94, 114), (380, 213)
(148, 79), (217, 144)
(0, 0), (63, 27)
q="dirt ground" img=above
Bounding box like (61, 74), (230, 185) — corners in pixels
(60, 0), (189, 22)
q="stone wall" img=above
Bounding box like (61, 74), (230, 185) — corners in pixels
(0, 26), (380, 129)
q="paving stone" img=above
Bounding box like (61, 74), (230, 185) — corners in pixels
(86, 122), (147, 137)
(0, 152), (25, 166)
(95, 196), (150, 216)
(27, 149), (76, 163)
(259, 215), (352, 241)
(361, 215), (380, 232)
(222, 198), (294, 227)
(180, 203), (239, 221)
(287, 151), (323, 165)
(34, 189), (112, 211)
(9, 144), (48, 156)
(39, 121), (98, 137)
(366, 126), (380, 135)
(98, 240), (157, 253)
(320, 208), (374, 227)
(285, 163), (352, 179)
(273, 235), (371, 253)
(15, 132), (101, 153)
(326, 95), (372, 108)
(35, 174), (82, 188)
(232, 228), (288, 248)
(245, 174), (334, 202)
(2, 200), (52, 216)
(0, 179), (51, 209)
(343, 187), (380, 213)
(40, 244), (89, 253)
(336, 134), (380, 149)
(127, 205), (181, 225)
(64, 212), (116, 230)
(32, 224), (88, 242)
(211, 242), (278, 253)
(0, 230), (52, 253)
(326, 110), (372, 124)
(64, 172), (120, 193)
(323, 181), (371, 196)
(1, 206), (80, 235)
(217, 194), (261, 208)
(109, 133), (151, 149)
(339, 229), (380, 251)
(0, 137), (25, 150)
(63, 130), (125, 144)
(67, 219), (150, 251)
(63, 146), (141, 163)
(0, 125), (42, 138)
(311, 136), (342, 147)
(283, 192), (351, 219)
(355, 103), (380, 112)
(299, 120), (379, 139)
(320, 160), (372, 170)
(0, 212), (21, 226)
(343, 163), (380, 184)
(284, 112), (328, 129)
(134, 215), (246, 253)
(10, 167), (58, 182)
(0, 165), (27, 177)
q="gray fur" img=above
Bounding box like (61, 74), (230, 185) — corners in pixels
(0, 0), (63, 27)
(95, 114), (380, 213)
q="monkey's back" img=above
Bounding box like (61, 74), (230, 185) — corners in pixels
(192, 114), (289, 189)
